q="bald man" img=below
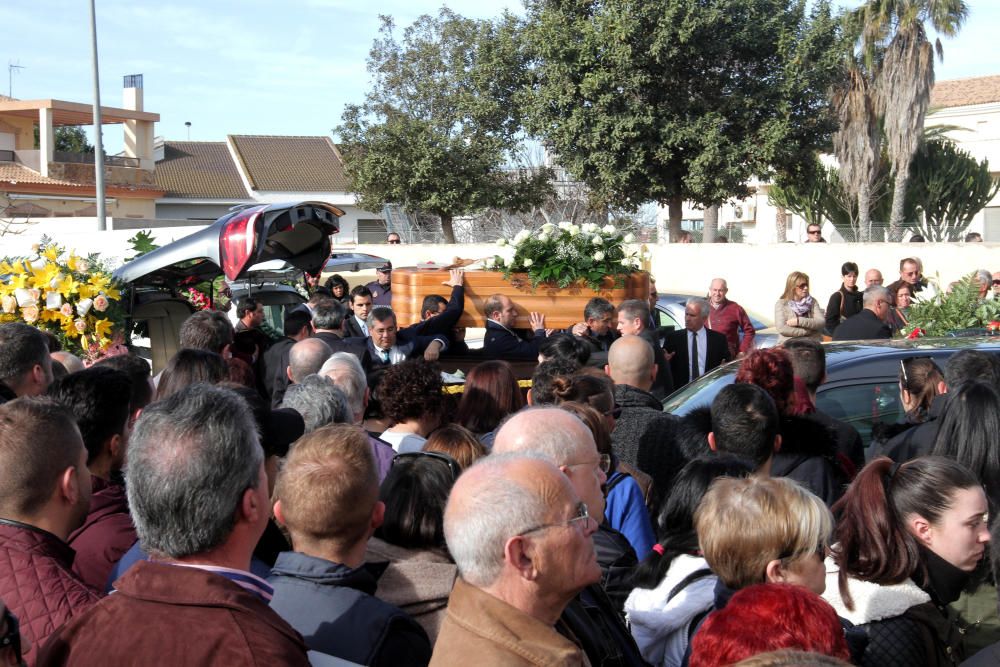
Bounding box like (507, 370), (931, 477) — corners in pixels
(286, 338), (333, 385)
(605, 336), (683, 495)
(492, 409), (647, 665)
(705, 278), (755, 358)
(431, 455), (596, 666)
(864, 268), (883, 288)
(52, 351), (86, 375)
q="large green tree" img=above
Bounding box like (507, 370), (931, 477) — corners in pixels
(522, 0), (843, 241)
(337, 10), (552, 243)
(846, 0), (968, 240)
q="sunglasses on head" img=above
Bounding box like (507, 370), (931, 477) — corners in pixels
(392, 450), (461, 481)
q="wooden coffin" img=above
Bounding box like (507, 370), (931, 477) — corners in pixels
(391, 268), (650, 329)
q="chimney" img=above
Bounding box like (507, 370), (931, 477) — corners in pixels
(122, 74), (153, 169)
(123, 73), (143, 111)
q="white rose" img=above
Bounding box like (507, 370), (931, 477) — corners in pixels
(523, 258), (534, 268)
(602, 224), (616, 234)
(541, 222), (557, 234)
(538, 233), (550, 243)
(558, 221), (573, 231)
(623, 233), (636, 244)
(513, 230), (530, 245)
(594, 251), (605, 261)
(568, 226), (580, 237)
(592, 236), (603, 246)
(496, 238), (508, 247)
(76, 297), (94, 317)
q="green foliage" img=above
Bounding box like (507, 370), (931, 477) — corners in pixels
(521, 0), (844, 237)
(126, 230), (160, 261)
(905, 274), (1000, 337)
(337, 10), (553, 243)
(907, 139), (1000, 242)
(33, 126), (94, 153)
(492, 222), (639, 290)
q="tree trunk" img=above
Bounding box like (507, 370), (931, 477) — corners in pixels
(440, 213), (456, 244)
(887, 173), (909, 241)
(668, 194), (683, 242)
(857, 184), (871, 243)
(775, 206), (787, 243)
(703, 204), (719, 243)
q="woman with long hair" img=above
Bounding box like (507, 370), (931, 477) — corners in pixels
(625, 457), (753, 667)
(454, 360), (524, 447)
(824, 456), (989, 666)
(775, 271), (825, 344)
(825, 262), (863, 337)
(869, 357), (944, 457)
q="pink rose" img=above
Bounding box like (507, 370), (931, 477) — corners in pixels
(21, 305), (39, 323)
(60, 303), (75, 318)
(93, 295), (109, 312)
(74, 319), (87, 333)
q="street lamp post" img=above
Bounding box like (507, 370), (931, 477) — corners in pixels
(89, 0), (107, 232)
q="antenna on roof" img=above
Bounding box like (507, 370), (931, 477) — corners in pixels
(185, 121), (191, 140)
(8, 61), (24, 98)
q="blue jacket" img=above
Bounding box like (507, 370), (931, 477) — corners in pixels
(268, 551), (431, 667)
(604, 471), (656, 558)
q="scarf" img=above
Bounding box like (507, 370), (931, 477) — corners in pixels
(788, 295), (814, 317)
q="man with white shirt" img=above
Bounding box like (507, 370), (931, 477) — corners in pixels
(343, 286), (374, 338)
(663, 297), (731, 389)
(360, 306), (447, 375)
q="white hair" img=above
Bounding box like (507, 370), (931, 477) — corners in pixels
(320, 352), (367, 421)
(444, 452), (552, 588)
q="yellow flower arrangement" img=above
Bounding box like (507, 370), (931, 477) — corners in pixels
(0, 241), (126, 359)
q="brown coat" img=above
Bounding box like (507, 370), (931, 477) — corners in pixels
(37, 560), (309, 666)
(364, 536), (458, 643)
(430, 578), (590, 667)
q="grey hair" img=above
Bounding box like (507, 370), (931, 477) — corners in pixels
(444, 452), (552, 588)
(617, 298), (650, 323)
(126, 384), (263, 559)
(312, 299), (347, 330)
(366, 305), (396, 329)
(319, 352), (367, 421)
(583, 297), (615, 322)
(281, 374), (350, 432)
(976, 269), (992, 286)
(686, 297), (710, 317)
(863, 285), (891, 308)
(288, 338), (333, 384)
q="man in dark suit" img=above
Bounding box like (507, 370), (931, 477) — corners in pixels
(568, 297), (620, 353)
(482, 294), (548, 360)
(616, 299), (673, 399)
(262, 309), (314, 407)
(355, 306), (448, 375)
(401, 269), (465, 341)
(343, 286), (373, 338)
(831, 286), (892, 341)
(663, 297), (731, 389)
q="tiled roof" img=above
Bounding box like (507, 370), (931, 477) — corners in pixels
(930, 75), (1000, 109)
(0, 95), (16, 103)
(229, 135), (349, 192)
(154, 141), (250, 199)
(0, 162), (83, 187)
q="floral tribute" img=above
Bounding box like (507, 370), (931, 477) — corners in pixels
(901, 273), (1000, 338)
(491, 222), (641, 290)
(0, 241), (126, 360)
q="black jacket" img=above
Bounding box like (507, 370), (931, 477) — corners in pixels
(593, 523), (638, 614)
(832, 309), (892, 341)
(662, 328), (731, 389)
(482, 320), (546, 360)
(878, 394), (949, 463)
(639, 329), (674, 399)
(558, 583), (649, 667)
(803, 409), (865, 480)
(0, 381), (15, 405)
(771, 414), (849, 507)
(268, 552), (431, 667)
(611, 384), (683, 494)
(826, 288), (864, 335)
(262, 336), (295, 407)
(402, 285), (464, 340)
(343, 314), (368, 339)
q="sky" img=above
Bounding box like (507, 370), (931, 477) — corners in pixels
(2, 0), (998, 154)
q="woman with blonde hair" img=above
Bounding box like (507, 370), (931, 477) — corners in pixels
(775, 271), (825, 343)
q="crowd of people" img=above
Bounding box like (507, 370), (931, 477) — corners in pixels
(0, 254), (998, 667)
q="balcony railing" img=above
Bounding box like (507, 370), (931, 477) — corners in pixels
(53, 150), (140, 168)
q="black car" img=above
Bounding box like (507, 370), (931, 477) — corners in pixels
(661, 337), (1000, 451)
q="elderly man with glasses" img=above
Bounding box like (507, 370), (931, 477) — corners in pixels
(431, 453), (600, 666)
(831, 285), (893, 341)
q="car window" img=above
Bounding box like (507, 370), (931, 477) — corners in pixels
(662, 367), (737, 415)
(816, 381), (904, 449)
(656, 305), (682, 330)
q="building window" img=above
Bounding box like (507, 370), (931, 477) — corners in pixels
(983, 207), (1000, 242)
(356, 219), (388, 243)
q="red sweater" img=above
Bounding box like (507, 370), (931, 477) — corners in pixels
(706, 300), (755, 357)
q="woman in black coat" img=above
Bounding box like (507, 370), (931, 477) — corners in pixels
(826, 261), (863, 336)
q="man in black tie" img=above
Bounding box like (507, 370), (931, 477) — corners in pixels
(663, 298), (731, 389)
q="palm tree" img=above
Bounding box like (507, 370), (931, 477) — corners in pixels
(851, 0), (968, 240)
(832, 65), (880, 241)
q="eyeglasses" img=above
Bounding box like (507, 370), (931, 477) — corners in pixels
(387, 238), (401, 244)
(0, 607), (21, 664)
(567, 453), (612, 474)
(807, 229), (821, 235)
(900, 359), (909, 385)
(392, 451), (461, 481)
(796, 283), (809, 289)
(520, 502), (591, 536)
